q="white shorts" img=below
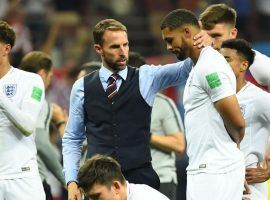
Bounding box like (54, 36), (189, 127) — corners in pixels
(187, 166), (245, 200)
(0, 175), (45, 200)
(249, 182), (268, 200)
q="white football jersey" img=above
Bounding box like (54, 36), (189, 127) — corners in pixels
(238, 82), (270, 200)
(0, 67), (44, 179)
(238, 82), (270, 166)
(127, 181), (169, 200)
(183, 46), (244, 174)
(248, 50), (270, 91)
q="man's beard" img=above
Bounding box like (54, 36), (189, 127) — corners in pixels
(176, 44), (189, 61)
(104, 57), (127, 71)
(177, 52), (187, 61)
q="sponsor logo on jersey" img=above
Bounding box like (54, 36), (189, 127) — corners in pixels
(3, 84), (17, 98)
(31, 86), (43, 102)
(21, 167), (30, 172)
(199, 164), (207, 169)
(206, 72), (222, 89)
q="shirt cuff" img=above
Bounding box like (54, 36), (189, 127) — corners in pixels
(64, 170), (78, 185)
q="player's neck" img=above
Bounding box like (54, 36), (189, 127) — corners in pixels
(189, 46), (201, 65)
(236, 77), (247, 93)
(0, 60), (11, 79)
(122, 183), (127, 200)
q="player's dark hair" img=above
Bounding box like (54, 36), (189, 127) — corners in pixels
(221, 39), (255, 67)
(0, 21), (16, 48)
(160, 9), (199, 31)
(78, 154), (126, 193)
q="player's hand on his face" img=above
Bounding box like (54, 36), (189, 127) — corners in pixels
(68, 182), (82, 200)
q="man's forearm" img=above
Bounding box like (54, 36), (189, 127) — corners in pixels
(214, 95), (245, 145)
(150, 133), (185, 154)
(224, 124), (245, 146)
(62, 132), (84, 184)
(0, 94), (42, 136)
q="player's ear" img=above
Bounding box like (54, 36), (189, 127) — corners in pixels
(240, 60), (248, 72)
(94, 44), (103, 56)
(183, 26), (192, 39)
(230, 28), (238, 39)
(2, 44), (11, 56)
(111, 181), (121, 194)
(37, 69), (46, 77)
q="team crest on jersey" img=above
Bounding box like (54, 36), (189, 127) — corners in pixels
(3, 84), (17, 98)
(240, 104), (246, 117)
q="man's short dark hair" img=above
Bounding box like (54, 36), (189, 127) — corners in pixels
(20, 51), (53, 73)
(0, 21), (16, 48)
(199, 4), (237, 30)
(78, 154), (126, 193)
(93, 19), (127, 45)
(221, 39), (255, 67)
(160, 9), (199, 31)
(80, 61), (101, 75)
(128, 51), (146, 68)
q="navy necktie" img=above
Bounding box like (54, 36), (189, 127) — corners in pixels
(106, 74), (120, 100)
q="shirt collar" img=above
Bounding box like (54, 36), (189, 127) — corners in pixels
(99, 65), (128, 82)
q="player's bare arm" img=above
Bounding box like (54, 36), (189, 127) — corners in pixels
(214, 95), (245, 146)
(0, 78), (44, 136)
(150, 132), (185, 154)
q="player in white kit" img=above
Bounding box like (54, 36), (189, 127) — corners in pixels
(160, 9), (245, 200)
(0, 21), (45, 200)
(200, 3), (270, 91)
(220, 39), (270, 200)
